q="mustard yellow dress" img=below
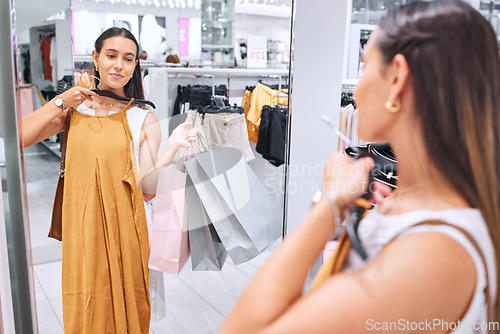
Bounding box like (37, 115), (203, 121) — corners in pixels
(61, 101), (150, 333)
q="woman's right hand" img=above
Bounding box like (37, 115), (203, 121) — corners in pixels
(58, 86), (97, 109)
(323, 152), (374, 208)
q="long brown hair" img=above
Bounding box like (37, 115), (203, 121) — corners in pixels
(376, 0), (500, 326)
(93, 27), (145, 100)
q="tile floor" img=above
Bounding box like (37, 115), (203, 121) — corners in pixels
(23, 143), (282, 334)
(33, 244), (278, 334)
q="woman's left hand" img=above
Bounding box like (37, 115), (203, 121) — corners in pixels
(170, 122), (201, 148)
(323, 152), (374, 207)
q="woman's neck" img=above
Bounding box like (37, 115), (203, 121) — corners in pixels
(380, 135), (470, 214)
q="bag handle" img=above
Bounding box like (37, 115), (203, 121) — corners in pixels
(311, 219), (491, 324)
(59, 108), (72, 178)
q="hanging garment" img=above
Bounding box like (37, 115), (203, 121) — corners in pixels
(202, 112), (255, 163)
(245, 82), (288, 143)
(50, 37), (57, 86)
(77, 103), (166, 322)
(256, 105), (288, 166)
(241, 88), (252, 116)
(337, 104), (365, 151)
(39, 37), (53, 81)
(57, 76), (73, 95)
(62, 103), (150, 334)
(185, 109), (204, 130)
(172, 85), (228, 116)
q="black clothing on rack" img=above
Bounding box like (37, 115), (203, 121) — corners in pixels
(41, 89), (57, 101)
(256, 105), (288, 167)
(173, 84), (228, 116)
(199, 104), (244, 115)
(57, 75), (73, 95)
(341, 92), (355, 108)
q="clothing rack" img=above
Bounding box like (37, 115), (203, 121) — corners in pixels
(147, 67), (289, 122)
(166, 68), (289, 98)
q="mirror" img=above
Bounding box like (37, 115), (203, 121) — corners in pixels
(12, 0), (293, 332)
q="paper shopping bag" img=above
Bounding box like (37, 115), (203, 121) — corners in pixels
(185, 173), (228, 271)
(184, 146), (281, 265)
(149, 165), (190, 274)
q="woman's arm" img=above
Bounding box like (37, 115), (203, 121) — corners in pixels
(220, 153), (476, 334)
(138, 113), (161, 202)
(20, 87), (96, 148)
(138, 120), (200, 201)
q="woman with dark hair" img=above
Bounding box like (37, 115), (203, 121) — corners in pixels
(221, 1), (500, 333)
(21, 27), (198, 333)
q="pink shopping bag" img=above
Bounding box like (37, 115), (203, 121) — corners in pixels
(149, 165), (190, 274)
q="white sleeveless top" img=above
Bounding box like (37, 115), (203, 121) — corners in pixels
(343, 208), (496, 334)
(76, 103), (150, 171)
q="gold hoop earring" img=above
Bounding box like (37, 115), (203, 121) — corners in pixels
(385, 100), (401, 113)
(95, 66), (99, 72)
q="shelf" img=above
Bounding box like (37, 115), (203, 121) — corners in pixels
(149, 67), (289, 78)
(201, 44), (235, 49)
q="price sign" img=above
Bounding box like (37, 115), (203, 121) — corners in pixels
(247, 35), (267, 68)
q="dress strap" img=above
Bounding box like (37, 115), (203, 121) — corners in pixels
(409, 220), (491, 324)
(122, 98), (134, 111)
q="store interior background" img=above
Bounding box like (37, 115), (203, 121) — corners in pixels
(12, 0), (294, 333)
(1, 0), (500, 333)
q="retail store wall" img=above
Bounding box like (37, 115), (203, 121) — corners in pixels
(15, 0), (68, 34)
(71, 1), (198, 58)
(286, 0), (349, 234)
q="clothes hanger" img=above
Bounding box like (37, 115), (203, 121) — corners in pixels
(90, 76), (156, 109)
(91, 89), (156, 109)
(321, 114), (374, 260)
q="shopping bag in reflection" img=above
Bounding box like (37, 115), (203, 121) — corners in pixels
(185, 173), (228, 271)
(184, 146), (281, 265)
(149, 165), (190, 274)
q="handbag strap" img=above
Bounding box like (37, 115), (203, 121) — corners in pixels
(311, 219), (492, 323)
(59, 109), (72, 178)
(405, 220), (492, 324)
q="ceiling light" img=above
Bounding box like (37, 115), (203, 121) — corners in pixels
(168, 0), (174, 8)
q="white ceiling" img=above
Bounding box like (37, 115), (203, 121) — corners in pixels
(15, 0), (69, 34)
(13, 0), (291, 35)
(72, 0), (291, 7)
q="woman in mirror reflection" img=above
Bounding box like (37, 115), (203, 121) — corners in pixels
(221, 1), (500, 333)
(20, 27), (199, 333)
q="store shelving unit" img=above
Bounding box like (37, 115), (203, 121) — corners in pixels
(201, 0), (236, 67)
